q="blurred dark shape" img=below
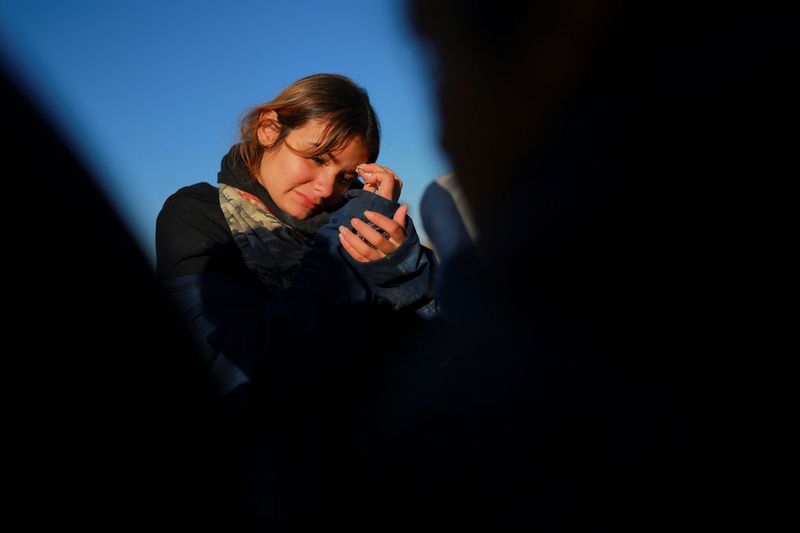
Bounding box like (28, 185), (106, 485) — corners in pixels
(2, 64), (245, 530)
(420, 173), (477, 266)
(368, 0), (798, 530)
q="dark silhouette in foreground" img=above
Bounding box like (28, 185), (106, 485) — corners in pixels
(3, 64), (240, 530)
(389, 1), (797, 530)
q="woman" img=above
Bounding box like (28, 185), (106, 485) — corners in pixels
(156, 73), (438, 399)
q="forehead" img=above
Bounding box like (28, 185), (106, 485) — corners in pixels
(290, 118), (329, 142)
(290, 119), (368, 160)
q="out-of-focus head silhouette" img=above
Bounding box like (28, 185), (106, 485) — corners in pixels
(409, 1), (613, 236)
(409, 1), (796, 256)
(407, 2), (796, 528)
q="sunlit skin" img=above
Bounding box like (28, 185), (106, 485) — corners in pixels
(256, 112), (407, 262)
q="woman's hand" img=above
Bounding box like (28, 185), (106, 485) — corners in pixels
(339, 204), (409, 262)
(356, 163), (403, 202)
(338, 163), (407, 262)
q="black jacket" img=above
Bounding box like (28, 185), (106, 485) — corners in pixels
(155, 146), (438, 396)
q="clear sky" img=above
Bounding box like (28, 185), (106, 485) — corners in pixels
(0, 0), (451, 263)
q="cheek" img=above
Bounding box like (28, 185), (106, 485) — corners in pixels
(279, 157), (313, 188)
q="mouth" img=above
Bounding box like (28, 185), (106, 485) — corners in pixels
(295, 191), (320, 212)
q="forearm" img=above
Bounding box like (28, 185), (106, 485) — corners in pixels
(333, 190), (440, 313)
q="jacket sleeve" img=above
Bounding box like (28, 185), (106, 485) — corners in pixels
(331, 190), (439, 317)
(157, 189), (438, 398)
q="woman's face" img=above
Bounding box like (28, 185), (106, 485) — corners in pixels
(257, 117), (369, 220)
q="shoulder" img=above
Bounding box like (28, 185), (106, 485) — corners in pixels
(160, 182), (220, 216)
(157, 182), (228, 244)
(156, 182), (244, 279)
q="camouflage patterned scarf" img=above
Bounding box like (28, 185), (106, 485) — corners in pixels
(219, 183), (313, 293)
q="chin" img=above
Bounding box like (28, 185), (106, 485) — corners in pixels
(289, 206), (314, 220)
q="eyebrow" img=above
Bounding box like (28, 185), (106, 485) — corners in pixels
(302, 143), (340, 163)
(301, 142), (357, 173)
(301, 141), (327, 158)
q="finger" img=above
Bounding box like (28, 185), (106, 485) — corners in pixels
(356, 163), (390, 176)
(371, 173), (400, 202)
(373, 165), (401, 202)
(357, 164), (379, 194)
(364, 209), (407, 246)
(391, 173), (403, 195)
(357, 164), (402, 202)
(351, 217), (397, 256)
(339, 225), (382, 261)
(356, 163), (387, 184)
(339, 226), (381, 262)
(360, 170), (378, 193)
(392, 204), (408, 230)
(338, 231), (370, 263)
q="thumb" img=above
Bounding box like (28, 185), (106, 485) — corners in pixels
(393, 203), (409, 229)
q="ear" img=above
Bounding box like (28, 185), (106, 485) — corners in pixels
(256, 109), (280, 147)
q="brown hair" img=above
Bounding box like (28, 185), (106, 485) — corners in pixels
(238, 73), (380, 179)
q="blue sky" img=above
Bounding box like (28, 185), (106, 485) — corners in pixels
(0, 0), (451, 263)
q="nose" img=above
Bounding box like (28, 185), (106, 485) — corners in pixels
(311, 168), (337, 199)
